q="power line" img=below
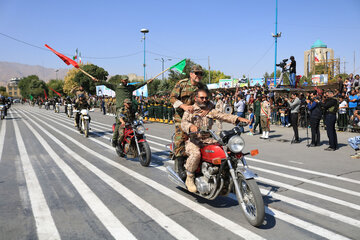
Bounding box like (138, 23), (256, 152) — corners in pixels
(0, 32), (143, 59)
(246, 42), (275, 73)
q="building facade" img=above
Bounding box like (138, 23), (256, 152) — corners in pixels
(304, 40), (336, 77)
(6, 77), (22, 98)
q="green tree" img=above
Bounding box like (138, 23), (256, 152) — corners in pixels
(19, 75), (47, 98)
(63, 67), (80, 95)
(0, 86), (6, 92)
(147, 79), (161, 96)
(47, 79), (64, 98)
(108, 75), (123, 85)
(73, 64), (109, 95)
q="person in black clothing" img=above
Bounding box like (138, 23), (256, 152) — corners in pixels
(338, 76), (344, 94)
(322, 90), (338, 151)
(286, 56), (296, 88)
(307, 95), (322, 146)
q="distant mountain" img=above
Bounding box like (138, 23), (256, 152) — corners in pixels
(0, 61), (68, 85)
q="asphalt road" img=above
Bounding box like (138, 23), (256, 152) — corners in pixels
(0, 104), (359, 240)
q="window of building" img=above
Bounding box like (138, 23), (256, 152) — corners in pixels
(8, 87), (12, 90)
(14, 87), (17, 90)
(14, 92), (17, 96)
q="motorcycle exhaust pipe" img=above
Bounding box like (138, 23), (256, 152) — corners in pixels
(166, 166), (186, 189)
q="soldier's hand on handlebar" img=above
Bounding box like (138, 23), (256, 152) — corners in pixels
(190, 125), (198, 133)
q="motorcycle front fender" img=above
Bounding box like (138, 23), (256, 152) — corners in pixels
(236, 167), (257, 180)
(83, 116), (89, 120)
(138, 138), (146, 143)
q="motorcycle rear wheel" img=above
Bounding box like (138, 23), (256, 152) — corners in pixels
(236, 174), (265, 227)
(138, 142), (151, 167)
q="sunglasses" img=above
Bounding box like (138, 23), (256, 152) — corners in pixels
(193, 72), (204, 76)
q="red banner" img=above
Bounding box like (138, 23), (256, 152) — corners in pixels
(49, 87), (62, 97)
(45, 44), (79, 68)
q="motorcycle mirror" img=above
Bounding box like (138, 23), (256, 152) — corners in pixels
(250, 149), (259, 156)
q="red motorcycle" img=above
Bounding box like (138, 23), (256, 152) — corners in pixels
(113, 120), (152, 167)
(167, 125), (265, 227)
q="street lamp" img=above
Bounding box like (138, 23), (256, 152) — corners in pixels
(55, 69), (59, 80)
(141, 28), (149, 81)
(154, 58), (172, 80)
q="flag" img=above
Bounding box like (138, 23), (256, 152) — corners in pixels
(170, 58), (186, 74)
(73, 48), (78, 60)
(29, 94), (33, 100)
(79, 52), (82, 64)
(49, 87), (62, 97)
(44, 89), (48, 99)
(45, 44), (79, 68)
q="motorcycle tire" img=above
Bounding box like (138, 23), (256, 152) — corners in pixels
(84, 120), (89, 138)
(1, 115), (4, 120)
(236, 174), (265, 227)
(138, 142), (151, 167)
(115, 145), (125, 158)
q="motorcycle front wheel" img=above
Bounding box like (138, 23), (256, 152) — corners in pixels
(84, 120), (89, 138)
(138, 142), (151, 167)
(236, 174), (265, 227)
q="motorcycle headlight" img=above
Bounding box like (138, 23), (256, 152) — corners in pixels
(133, 120), (138, 125)
(136, 125), (145, 135)
(227, 135), (245, 153)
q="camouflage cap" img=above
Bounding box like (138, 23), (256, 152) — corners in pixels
(191, 64), (203, 73)
(124, 98), (131, 104)
(121, 75), (129, 81)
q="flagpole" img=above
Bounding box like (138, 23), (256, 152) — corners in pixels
(147, 67), (170, 82)
(78, 68), (98, 81)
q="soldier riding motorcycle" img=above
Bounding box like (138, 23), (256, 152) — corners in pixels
(74, 94), (93, 137)
(65, 96), (74, 118)
(113, 98), (151, 167)
(0, 96), (7, 119)
(167, 89), (265, 227)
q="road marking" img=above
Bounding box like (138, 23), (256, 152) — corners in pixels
(44, 107), (360, 186)
(16, 111), (136, 240)
(24, 108), (360, 207)
(227, 194), (351, 240)
(17, 108), (266, 240)
(13, 115), (61, 240)
(150, 152), (360, 229)
(289, 160), (303, 164)
(0, 116), (6, 161)
(251, 166), (360, 197)
(257, 177), (360, 211)
(246, 157), (360, 185)
(17, 110), (198, 240)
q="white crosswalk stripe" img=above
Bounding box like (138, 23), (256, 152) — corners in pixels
(13, 111), (137, 240)
(17, 108), (266, 240)
(16, 110), (198, 240)
(12, 113), (61, 240)
(0, 118), (6, 161)
(7, 106), (360, 240)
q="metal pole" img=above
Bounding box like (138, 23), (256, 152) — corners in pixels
(143, 34), (146, 81)
(274, 0), (278, 87)
(354, 51), (356, 74)
(208, 56), (211, 84)
(161, 58), (164, 81)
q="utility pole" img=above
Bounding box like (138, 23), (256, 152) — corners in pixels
(208, 56), (211, 84)
(354, 51), (356, 74)
(155, 58), (171, 80)
(343, 57), (347, 74)
(273, 0), (281, 88)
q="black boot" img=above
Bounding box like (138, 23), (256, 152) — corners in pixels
(175, 156), (187, 181)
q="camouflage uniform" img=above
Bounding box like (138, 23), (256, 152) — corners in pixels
(181, 102), (239, 172)
(170, 78), (208, 157)
(215, 98), (225, 134)
(71, 87), (89, 103)
(260, 99), (271, 132)
(117, 99), (135, 143)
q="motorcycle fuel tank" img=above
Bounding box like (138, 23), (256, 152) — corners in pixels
(200, 144), (226, 165)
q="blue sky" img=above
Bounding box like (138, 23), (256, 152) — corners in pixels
(0, 0), (359, 80)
